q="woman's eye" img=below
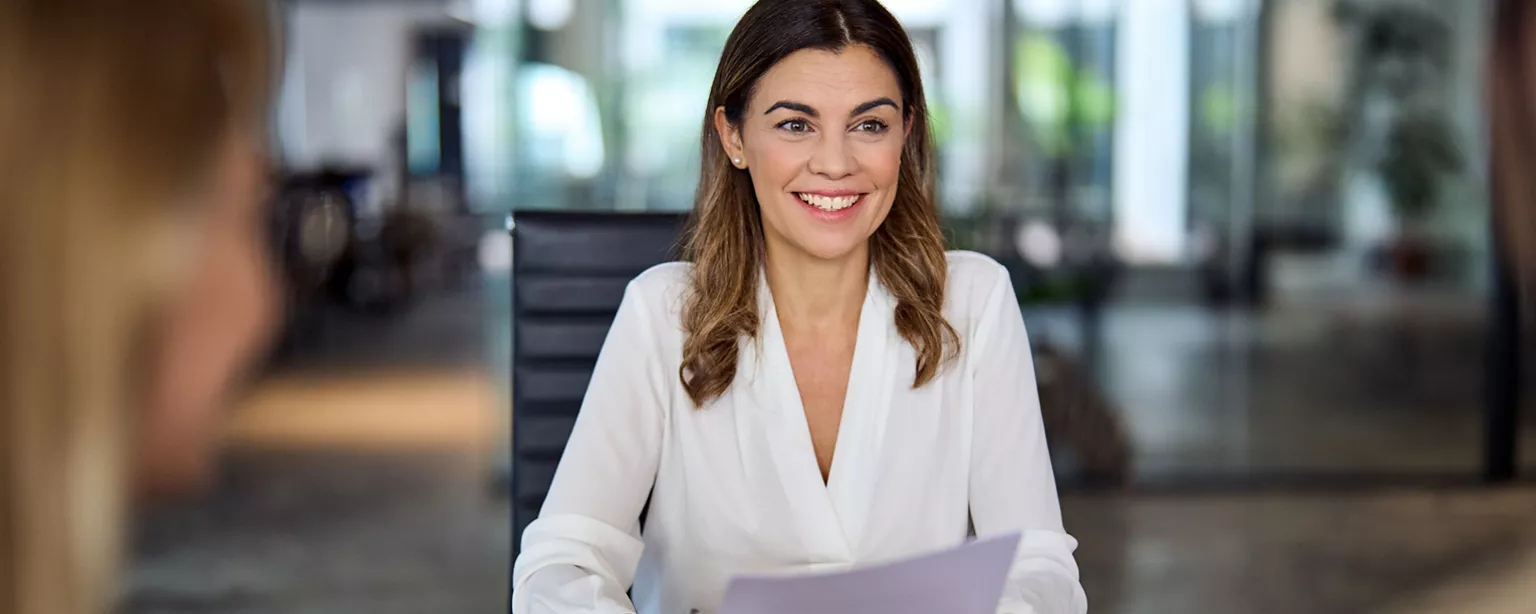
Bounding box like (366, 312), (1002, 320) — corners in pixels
(854, 119), (889, 134)
(777, 119), (812, 134)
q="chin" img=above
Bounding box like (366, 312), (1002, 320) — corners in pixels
(791, 234), (868, 261)
(775, 208), (884, 258)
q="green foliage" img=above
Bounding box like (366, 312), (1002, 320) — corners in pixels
(1378, 110), (1463, 220)
(1014, 34), (1115, 157)
(1199, 85), (1239, 133)
(928, 98), (954, 147)
(1328, 1), (1464, 222)
(1016, 275), (1092, 305)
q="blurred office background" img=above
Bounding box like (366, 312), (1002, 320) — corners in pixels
(126, 0), (1536, 613)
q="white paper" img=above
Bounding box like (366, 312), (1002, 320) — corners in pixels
(718, 532), (1022, 614)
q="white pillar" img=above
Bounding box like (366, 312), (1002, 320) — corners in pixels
(1113, 0), (1191, 264)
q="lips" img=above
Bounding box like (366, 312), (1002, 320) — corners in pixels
(796, 192), (860, 212)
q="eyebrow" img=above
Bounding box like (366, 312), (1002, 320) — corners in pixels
(763, 97), (900, 118)
(852, 97), (900, 116)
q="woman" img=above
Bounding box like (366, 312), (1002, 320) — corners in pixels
(512, 1), (1087, 613)
(0, 0), (279, 612)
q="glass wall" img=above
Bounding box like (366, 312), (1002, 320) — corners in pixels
(1240, 0), (1492, 475)
(1003, 0), (1118, 257)
(614, 0), (746, 211)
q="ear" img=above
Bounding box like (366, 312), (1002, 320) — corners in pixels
(714, 106), (746, 168)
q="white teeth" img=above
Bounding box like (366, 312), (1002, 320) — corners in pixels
(798, 193), (859, 211)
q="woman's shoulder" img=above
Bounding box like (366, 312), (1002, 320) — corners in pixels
(943, 250), (1011, 314)
(940, 251), (1023, 354)
(624, 261), (692, 325)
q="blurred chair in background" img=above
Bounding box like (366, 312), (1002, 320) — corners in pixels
(507, 211), (685, 559)
(0, 0), (279, 612)
(1034, 344), (1132, 486)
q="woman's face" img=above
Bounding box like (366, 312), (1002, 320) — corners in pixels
(716, 44), (908, 263)
(137, 128), (279, 496)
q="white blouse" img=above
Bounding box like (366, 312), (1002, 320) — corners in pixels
(512, 251), (1088, 614)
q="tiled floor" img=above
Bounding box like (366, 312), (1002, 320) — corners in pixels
(1390, 544), (1536, 614)
(128, 448), (510, 614)
(1068, 488), (1536, 614)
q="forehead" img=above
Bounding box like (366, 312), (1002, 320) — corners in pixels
(749, 45), (902, 113)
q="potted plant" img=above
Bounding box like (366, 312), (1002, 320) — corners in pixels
(1333, 0), (1464, 282)
(1377, 107), (1463, 280)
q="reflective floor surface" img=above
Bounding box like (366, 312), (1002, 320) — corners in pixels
(125, 285), (1536, 613)
(128, 427), (1536, 613)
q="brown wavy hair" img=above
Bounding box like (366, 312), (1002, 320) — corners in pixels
(678, 0), (958, 407)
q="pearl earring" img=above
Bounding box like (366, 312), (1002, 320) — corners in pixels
(732, 157), (742, 166)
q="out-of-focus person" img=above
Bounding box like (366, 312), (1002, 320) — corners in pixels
(0, 0), (278, 612)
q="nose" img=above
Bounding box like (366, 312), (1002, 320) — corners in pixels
(807, 132), (856, 180)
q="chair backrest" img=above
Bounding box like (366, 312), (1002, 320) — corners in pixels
(509, 210), (687, 559)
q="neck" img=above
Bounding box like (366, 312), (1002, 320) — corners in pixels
(764, 242), (869, 335)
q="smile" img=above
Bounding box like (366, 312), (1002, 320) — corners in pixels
(796, 192), (864, 213)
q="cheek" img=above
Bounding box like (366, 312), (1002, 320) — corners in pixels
(208, 148), (280, 344)
(855, 140), (904, 226)
(158, 208), (278, 409)
(857, 139), (904, 188)
(137, 152), (280, 490)
(137, 215), (278, 494)
(749, 138), (807, 183)
(746, 139), (809, 210)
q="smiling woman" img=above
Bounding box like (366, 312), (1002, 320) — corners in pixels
(510, 2), (1087, 613)
(686, 0), (953, 409)
(719, 53), (903, 241)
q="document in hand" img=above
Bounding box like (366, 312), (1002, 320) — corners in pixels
(718, 532), (1021, 614)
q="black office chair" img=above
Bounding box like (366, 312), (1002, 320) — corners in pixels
(509, 210), (687, 561)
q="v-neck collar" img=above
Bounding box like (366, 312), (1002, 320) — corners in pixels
(751, 267), (897, 558)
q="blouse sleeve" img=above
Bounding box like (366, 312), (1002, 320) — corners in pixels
(511, 281), (668, 614)
(968, 264), (1089, 614)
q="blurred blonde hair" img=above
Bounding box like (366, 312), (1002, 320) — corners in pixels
(0, 0), (274, 612)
